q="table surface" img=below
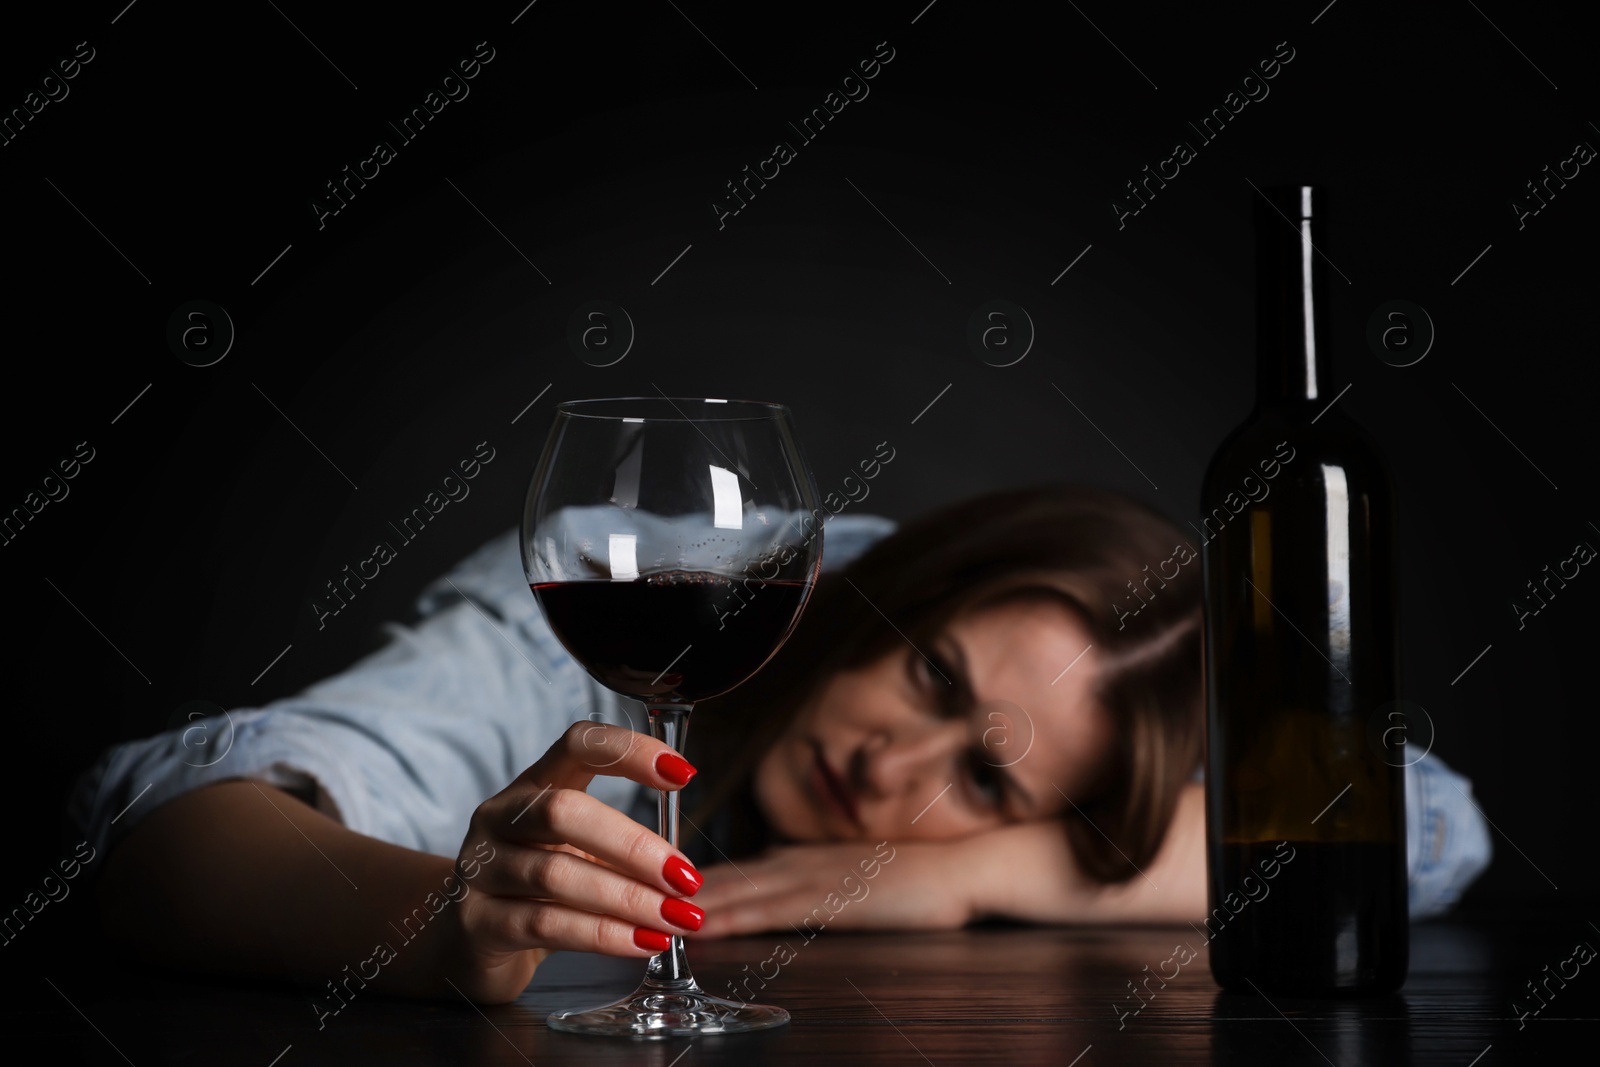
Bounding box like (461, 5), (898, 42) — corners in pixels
(16, 912), (1598, 1066)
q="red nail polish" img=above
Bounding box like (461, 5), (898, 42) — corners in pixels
(661, 897), (705, 932)
(634, 927), (672, 952)
(663, 855), (703, 896)
(656, 752), (697, 787)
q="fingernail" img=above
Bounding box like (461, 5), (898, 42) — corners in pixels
(634, 927), (672, 952)
(655, 752), (697, 787)
(662, 855), (703, 896)
(661, 897), (705, 932)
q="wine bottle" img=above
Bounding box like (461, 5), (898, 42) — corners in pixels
(1200, 185), (1408, 995)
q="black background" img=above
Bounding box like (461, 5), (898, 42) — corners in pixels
(3, 0), (1595, 951)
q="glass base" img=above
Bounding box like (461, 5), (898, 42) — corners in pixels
(546, 975), (790, 1037)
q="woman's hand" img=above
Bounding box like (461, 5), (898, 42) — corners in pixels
(687, 837), (979, 938)
(438, 722), (707, 1002)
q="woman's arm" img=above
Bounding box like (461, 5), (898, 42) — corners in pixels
(97, 780), (466, 1002)
(696, 749), (1496, 935)
(972, 781), (1207, 925)
(691, 783), (1207, 936)
(98, 722), (711, 1006)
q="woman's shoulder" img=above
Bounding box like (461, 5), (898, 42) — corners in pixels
(413, 527), (532, 622)
(820, 513), (897, 565)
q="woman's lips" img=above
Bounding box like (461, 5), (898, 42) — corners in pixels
(809, 740), (860, 827)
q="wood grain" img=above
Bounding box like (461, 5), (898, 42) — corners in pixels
(15, 914), (1598, 1065)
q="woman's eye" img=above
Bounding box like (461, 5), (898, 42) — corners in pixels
(964, 751), (1003, 808)
(913, 651), (947, 690)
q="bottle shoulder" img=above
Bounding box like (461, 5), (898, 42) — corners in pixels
(1201, 407), (1394, 503)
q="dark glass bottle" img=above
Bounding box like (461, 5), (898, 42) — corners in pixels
(1200, 185), (1408, 995)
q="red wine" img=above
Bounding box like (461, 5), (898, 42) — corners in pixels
(1209, 841), (1406, 994)
(531, 572), (811, 703)
(1201, 186), (1407, 995)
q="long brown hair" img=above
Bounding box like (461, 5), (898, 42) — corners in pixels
(688, 483), (1204, 884)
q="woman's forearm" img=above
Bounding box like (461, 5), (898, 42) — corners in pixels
(970, 782), (1208, 924)
(96, 780), (470, 1001)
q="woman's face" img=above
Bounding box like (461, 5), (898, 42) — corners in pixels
(753, 596), (1114, 842)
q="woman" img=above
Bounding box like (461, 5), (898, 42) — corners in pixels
(72, 485), (1491, 1005)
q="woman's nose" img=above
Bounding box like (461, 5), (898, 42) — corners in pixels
(852, 720), (968, 798)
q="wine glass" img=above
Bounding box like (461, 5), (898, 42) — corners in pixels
(520, 396), (824, 1037)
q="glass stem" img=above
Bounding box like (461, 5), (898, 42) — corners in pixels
(645, 703), (695, 986)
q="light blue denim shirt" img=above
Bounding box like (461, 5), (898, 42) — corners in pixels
(69, 513), (1490, 919)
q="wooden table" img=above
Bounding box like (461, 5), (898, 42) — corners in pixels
(21, 912), (1596, 1065)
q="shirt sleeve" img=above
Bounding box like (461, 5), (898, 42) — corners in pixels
(68, 512), (901, 865)
(68, 527), (628, 864)
(1404, 749), (1493, 920)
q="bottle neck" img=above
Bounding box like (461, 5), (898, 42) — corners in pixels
(1255, 186), (1333, 407)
